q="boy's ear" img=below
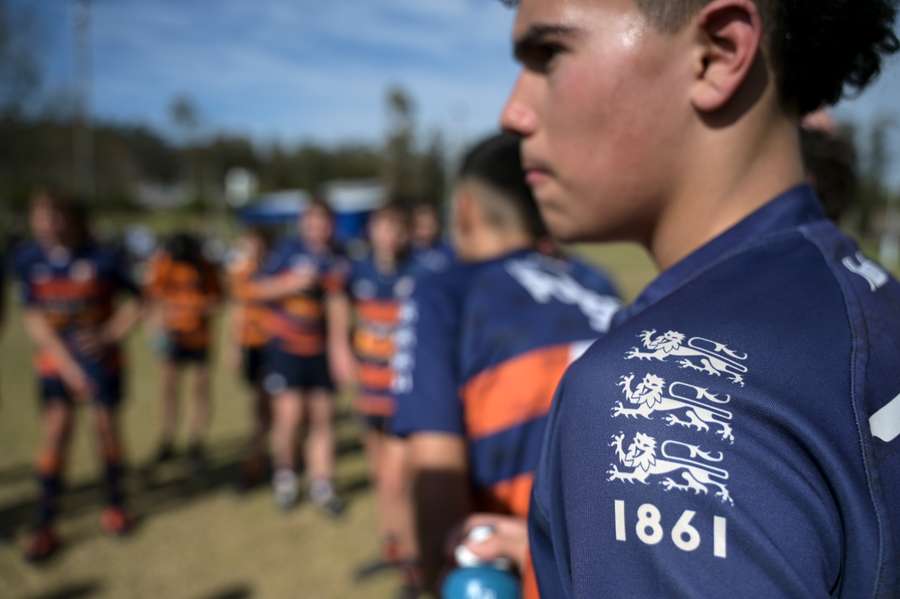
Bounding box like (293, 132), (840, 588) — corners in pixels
(690, 0), (764, 113)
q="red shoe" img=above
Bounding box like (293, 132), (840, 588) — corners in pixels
(23, 527), (60, 563)
(100, 507), (133, 536)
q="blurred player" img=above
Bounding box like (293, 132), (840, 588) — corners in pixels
(243, 200), (352, 515)
(409, 202), (454, 273)
(339, 202), (422, 587)
(144, 232), (222, 473)
(227, 227), (273, 490)
(392, 133), (621, 593)
(14, 191), (142, 562)
(498, 0), (900, 596)
(800, 110), (858, 223)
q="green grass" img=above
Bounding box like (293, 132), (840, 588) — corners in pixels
(0, 245), (657, 599)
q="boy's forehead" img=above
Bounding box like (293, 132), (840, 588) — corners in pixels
(512, 0), (631, 40)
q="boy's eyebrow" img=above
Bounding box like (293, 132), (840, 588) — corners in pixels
(513, 23), (580, 61)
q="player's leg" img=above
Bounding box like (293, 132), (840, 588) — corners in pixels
(153, 358), (181, 462)
(381, 434), (417, 562)
(24, 390), (73, 562)
(187, 359), (212, 470)
(362, 424), (389, 539)
(92, 403), (132, 535)
(238, 347), (270, 489)
(305, 387), (343, 516)
(270, 388), (303, 509)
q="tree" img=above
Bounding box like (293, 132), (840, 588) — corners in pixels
(383, 85), (419, 202)
(0, 0), (42, 117)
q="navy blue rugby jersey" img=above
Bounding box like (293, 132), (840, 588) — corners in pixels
(411, 240), (454, 275)
(344, 253), (420, 418)
(529, 185), (900, 598)
(259, 237), (347, 356)
(392, 248), (621, 517)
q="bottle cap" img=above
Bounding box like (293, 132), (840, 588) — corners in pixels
(454, 525), (513, 570)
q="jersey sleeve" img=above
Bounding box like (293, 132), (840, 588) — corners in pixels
(529, 333), (846, 598)
(391, 275), (465, 438)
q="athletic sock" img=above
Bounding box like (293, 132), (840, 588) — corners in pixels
(103, 444), (125, 508)
(35, 450), (63, 528)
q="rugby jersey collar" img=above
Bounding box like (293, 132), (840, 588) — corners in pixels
(616, 184), (826, 325)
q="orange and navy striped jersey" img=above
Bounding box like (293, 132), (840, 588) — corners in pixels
(227, 253), (269, 348)
(392, 249), (621, 518)
(13, 240), (139, 376)
(145, 251), (222, 349)
(259, 237), (347, 357)
(344, 254), (420, 417)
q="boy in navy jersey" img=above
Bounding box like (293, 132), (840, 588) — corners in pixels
(14, 192), (142, 561)
(239, 200), (352, 515)
(338, 203), (422, 587)
(393, 133), (620, 594)
(498, 0), (900, 596)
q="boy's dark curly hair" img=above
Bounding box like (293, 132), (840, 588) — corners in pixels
(503, 0), (899, 115)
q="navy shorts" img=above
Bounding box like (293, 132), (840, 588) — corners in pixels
(39, 369), (123, 408)
(262, 345), (334, 394)
(242, 347), (265, 386)
(358, 413), (392, 433)
(164, 342), (209, 365)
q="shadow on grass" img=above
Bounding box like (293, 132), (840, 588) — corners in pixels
(0, 411), (368, 543)
(197, 582), (254, 599)
(23, 580), (102, 599)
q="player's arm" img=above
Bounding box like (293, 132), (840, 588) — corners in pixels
(324, 290), (356, 387)
(408, 432), (471, 592)
(99, 296), (143, 347)
(101, 249), (146, 346)
(392, 277), (470, 592)
(22, 308), (90, 397)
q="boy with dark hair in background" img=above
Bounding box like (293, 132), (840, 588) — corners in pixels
(393, 133), (620, 594)
(144, 232), (222, 473)
(227, 227), (274, 490)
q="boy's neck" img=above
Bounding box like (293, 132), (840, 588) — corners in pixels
(374, 250), (398, 273)
(649, 106), (806, 271)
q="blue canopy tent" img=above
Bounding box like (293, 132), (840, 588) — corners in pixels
(236, 190), (311, 226)
(236, 181), (385, 245)
(324, 179), (386, 242)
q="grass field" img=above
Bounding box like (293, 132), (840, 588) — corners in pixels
(0, 243), (656, 599)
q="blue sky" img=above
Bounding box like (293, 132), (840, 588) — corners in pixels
(16, 0), (900, 186)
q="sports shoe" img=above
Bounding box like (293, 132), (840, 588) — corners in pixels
(309, 479), (345, 519)
(187, 442), (208, 475)
(273, 469), (299, 511)
(100, 506), (133, 536)
(236, 455), (267, 492)
(151, 441), (176, 465)
(23, 527), (60, 563)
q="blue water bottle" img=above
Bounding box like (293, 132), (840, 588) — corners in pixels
(441, 525), (521, 599)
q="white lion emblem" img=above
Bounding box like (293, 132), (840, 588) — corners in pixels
(625, 329), (748, 387)
(613, 373), (734, 444)
(607, 432), (734, 505)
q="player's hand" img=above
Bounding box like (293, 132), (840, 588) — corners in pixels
(281, 265), (317, 294)
(329, 346), (358, 388)
(72, 329), (109, 360)
(59, 360), (92, 402)
(450, 514), (529, 572)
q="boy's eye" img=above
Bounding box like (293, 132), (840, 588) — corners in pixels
(520, 42), (565, 74)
